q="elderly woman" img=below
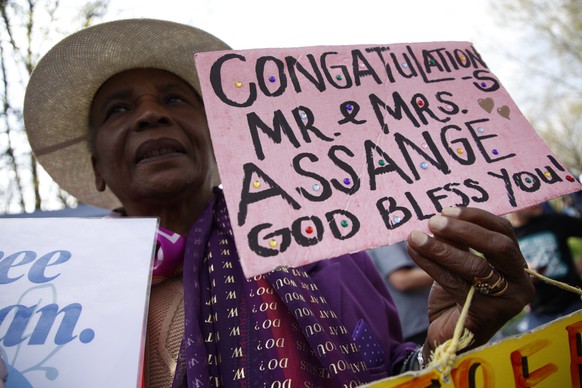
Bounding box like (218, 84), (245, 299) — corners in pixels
(23, 19), (533, 387)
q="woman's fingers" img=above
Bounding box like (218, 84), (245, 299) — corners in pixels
(407, 230), (488, 301)
(407, 229), (493, 286)
(423, 207), (527, 280)
(408, 206), (535, 349)
(406, 235), (473, 301)
(407, 206), (533, 309)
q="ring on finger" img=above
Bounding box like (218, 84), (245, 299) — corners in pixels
(473, 269), (508, 297)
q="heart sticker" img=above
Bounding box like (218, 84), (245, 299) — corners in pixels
(478, 98), (494, 113)
(497, 105), (510, 119)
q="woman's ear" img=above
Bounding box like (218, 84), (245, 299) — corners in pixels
(91, 155), (106, 192)
(210, 159), (221, 187)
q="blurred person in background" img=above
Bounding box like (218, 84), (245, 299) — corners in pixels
(369, 242), (433, 346)
(507, 201), (582, 330)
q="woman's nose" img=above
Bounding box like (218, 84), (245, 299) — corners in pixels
(132, 100), (171, 131)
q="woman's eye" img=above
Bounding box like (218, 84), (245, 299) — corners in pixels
(106, 105), (129, 118)
(167, 95), (186, 104)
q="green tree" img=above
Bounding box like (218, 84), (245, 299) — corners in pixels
(492, 0), (582, 176)
(0, 0), (108, 214)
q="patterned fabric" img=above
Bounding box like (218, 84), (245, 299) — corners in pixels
(174, 188), (376, 387)
(351, 319), (385, 368)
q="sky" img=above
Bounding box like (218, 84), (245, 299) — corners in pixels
(101, 0), (523, 99)
(105, 0), (495, 47)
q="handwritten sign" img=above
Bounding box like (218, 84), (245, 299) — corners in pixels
(195, 42), (582, 277)
(365, 311), (582, 387)
(0, 218), (157, 388)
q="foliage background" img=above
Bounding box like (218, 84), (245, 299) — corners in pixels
(0, 0), (108, 213)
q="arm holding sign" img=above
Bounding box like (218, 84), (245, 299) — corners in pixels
(407, 207), (534, 360)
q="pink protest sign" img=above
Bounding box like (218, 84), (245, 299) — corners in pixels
(195, 42), (581, 277)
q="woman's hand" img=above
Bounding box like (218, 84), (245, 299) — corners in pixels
(406, 207), (534, 358)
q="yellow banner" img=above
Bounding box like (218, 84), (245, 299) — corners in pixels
(367, 311), (582, 387)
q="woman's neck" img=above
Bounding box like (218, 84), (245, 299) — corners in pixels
(122, 189), (214, 236)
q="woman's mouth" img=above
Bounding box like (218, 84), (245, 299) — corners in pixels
(135, 139), (186, 164)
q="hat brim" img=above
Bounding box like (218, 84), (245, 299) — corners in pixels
(24, 18), (231, 209)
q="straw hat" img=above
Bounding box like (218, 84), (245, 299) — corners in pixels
(24, 18), (231, 209)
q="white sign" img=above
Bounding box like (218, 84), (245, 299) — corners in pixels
(0, 218), (157, 388)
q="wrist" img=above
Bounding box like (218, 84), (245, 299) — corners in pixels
(416, 345), (425, 369)
(399, 346), (426, 373)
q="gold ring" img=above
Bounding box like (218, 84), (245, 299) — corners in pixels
(473, 269), (508, 297)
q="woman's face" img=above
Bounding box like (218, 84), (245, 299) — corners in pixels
(90, 69), (218, 210)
